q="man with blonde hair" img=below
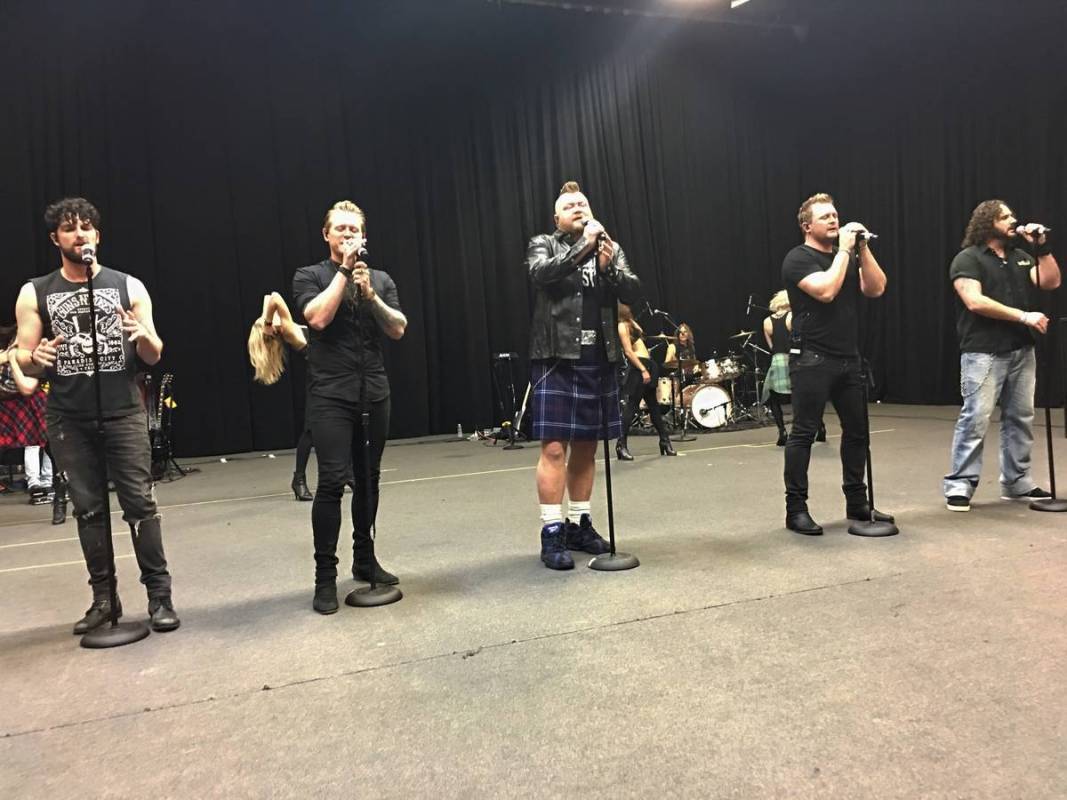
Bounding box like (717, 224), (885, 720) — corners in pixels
(526, 181), (641, 569)
(292, 200), (407, 613)
(780, 193), (892, 535)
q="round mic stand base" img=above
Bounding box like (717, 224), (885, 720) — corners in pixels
(345, 585), (403, 607)
(847, 520), (899, 538)
(588, 551), (640, 571)
(81, 621), (151, 649)
(1030, 497), (1067, 513)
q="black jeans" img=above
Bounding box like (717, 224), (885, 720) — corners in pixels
(46, 410), (171, 600)
(783, 351), (868, 514)
(308, 395), (390, 583)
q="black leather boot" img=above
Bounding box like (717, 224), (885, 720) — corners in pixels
(352, 530), (399, 585)
(291, 472), (313, 501)
(659, 437), (677, 456)
(615, 437), (634, 461)
(73, 596), (122, 635)
(52, 475), (68, 525)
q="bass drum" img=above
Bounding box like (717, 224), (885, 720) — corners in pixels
(683, 384), (732, 429)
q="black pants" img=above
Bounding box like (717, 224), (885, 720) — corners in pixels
(308, 394), (390, 584)
(783, 351), (868, 514)
(47, 410), (171, 600)
(619, 358), (669, 441)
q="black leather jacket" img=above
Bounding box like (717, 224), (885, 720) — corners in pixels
(526, 230), (641, 362)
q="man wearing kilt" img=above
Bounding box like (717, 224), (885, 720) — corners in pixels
(525, 181), (642, 569)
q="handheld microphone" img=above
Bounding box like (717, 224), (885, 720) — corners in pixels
(354, 245), (369, 299)
(1016, 224), (1052, 236)
(80, 245), (96, 266)
(856, 231), (878, 240)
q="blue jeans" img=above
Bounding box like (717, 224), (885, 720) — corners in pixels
(943, 348), (1036, 499)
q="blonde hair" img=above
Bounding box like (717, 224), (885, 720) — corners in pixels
(322, 200), (366, 234)
(248, 319), (286, 385)
(797, 192), (834, 229)
(769, 290), (790, 315)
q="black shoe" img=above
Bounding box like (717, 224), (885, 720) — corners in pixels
(946, 495), (971, 512)
(352, 531), (399, 585)
(615, 440), (634, 461)
(291, 472), (313, 501)
(313, 582), (339, 614)
(776, 431), (787, 447)
(73, 597), (122, 635)
(846, 504), (895, 523)
(1001, 487), (1052, 501)
(540, 522), (574, 570)
(786, 511), (823, 536)
(28, 486), (51, 505)
(51, 485), (68, 525)
(815, 426), (827, 443)
(148, 597), (181, 632)
(659, 439), (677, 456)
(565, 514), (611, 554)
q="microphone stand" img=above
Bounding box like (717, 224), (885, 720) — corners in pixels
(80, 256), (151, 648)
(345, 259), (403, 606)
(1028, 235), (1067, 512)
(589, 386), (639, 572)
(846, 240), (899, 537)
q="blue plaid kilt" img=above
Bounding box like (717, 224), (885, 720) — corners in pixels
(761, 352), (791, 401)
(530, 360), (621, 441)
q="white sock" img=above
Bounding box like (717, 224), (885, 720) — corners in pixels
(539, 504), (563, 527)
(568, 500), (591, 525)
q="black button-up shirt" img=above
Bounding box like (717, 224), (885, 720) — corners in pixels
(292, 258), (402, 403)
(949, 245), (1035, 353)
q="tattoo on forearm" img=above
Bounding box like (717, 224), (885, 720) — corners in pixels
(371, 297), (406, 329)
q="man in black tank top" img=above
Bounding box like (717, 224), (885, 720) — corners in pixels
(14, 198), (179, 634)
(779, 193), (894, 535)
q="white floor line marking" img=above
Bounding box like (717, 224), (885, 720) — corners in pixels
(687, 428), (894, 455)
(0, 554), (135, 574)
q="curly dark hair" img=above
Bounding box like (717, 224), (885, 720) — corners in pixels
(961, 199), (1010, 248)
(44, 197), (101, 232)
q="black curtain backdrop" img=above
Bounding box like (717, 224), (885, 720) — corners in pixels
(1, 0), (1064, 455)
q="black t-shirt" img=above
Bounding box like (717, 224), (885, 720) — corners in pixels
(31, 266), (143, 419)
(949, 245), (1035, 354)
(578, 253), (608, 364)
(292, 259), (402, 403)
(781, 245), (859, 358)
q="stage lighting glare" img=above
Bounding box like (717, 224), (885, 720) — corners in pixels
(731, 0), (751, 8)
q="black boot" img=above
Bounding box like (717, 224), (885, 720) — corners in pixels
(776, 429), (788, 447)
(615, 437), (634, 461)
(313, 582), (338, 614)
(148, 596), (181, 632)
(815, 424), (827, 443)
(52, 475), (68, 525)
(659, 437), (676, 456)
(73, 596), (122, 635)
(352, 530), (399, 585)
(291, 472), (313, 501)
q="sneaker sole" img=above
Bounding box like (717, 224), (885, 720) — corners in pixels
(946, 503), (970, 512)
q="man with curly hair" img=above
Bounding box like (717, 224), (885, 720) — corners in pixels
(526, 181), (641, 569)
(944, 200), (1061, 511)
(14, 197), (179, 634)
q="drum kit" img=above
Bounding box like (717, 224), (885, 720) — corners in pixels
(645, 330), (768, 432)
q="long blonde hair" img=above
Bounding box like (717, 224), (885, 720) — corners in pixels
(248, 319), (286, 385)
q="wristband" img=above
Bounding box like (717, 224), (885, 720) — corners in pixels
(1019, 311), (1030, 324)
(338, 265), (354, 277)
(1035, 240), (1053, 258)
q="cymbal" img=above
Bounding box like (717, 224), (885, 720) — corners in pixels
(648, 333), (677, 341)
(729, 330), (755, 339)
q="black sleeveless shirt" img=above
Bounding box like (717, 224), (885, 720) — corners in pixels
(770, 314), (791, 355)
(31, 266), (142, 419)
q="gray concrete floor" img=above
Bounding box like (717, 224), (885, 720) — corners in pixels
(1, 404), (1065, 799)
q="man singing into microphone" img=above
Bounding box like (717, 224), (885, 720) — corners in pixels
(13, 197), (179, 633)
(943, 200), (1060, 511)
(526, 181), (641, 569)
(292, 200), (406, 613)
(781, 193), (893, 535)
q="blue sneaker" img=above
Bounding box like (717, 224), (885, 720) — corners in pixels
(540, 523), (574, 570)
(565, 514), (611, 555)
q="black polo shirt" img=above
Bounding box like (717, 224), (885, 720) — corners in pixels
(292, 258), (401, 403)
(949, 245), (1035, 353)
(782, 244), (859, 358)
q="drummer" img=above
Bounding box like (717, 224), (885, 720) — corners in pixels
(664, 323), (700, 383)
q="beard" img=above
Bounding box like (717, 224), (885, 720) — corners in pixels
(61, 244), (93, 264)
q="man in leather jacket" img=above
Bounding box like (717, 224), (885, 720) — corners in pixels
(525, 181), (641, 569)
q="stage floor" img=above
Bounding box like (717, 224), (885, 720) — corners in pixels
(2, 404), (1065, 799)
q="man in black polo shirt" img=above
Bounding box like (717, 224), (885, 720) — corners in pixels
(781, 193), (894, 535)
(292, 200), (407, 614)
(944, 200), (1061, 511)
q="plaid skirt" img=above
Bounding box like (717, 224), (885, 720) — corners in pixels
(531, 360), (622, 441)
(761, 353), (791, 401)
(0, 391), (48, 448)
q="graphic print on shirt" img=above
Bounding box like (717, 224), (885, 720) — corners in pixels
(580, 257), (598, 289)
(45, 288), (126, 377)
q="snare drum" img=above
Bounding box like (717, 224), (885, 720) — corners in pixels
(656, 376), (677, 407)
(683, 384), (732, 429)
